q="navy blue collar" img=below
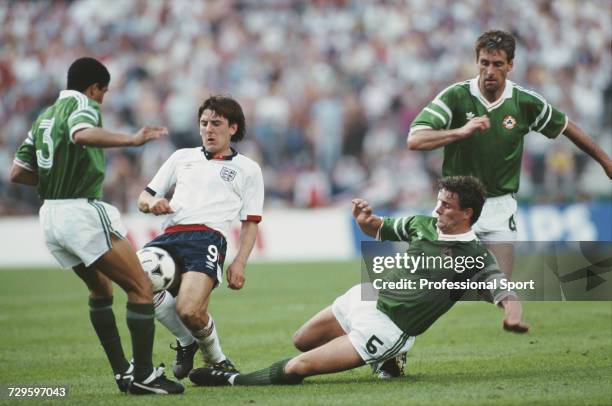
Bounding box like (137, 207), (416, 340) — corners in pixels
(202, 147), (238, 161)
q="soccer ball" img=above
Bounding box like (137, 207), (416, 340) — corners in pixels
(136, 247), (177, 293)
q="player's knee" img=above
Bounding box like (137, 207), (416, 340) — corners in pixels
(177, 305), (203, 330)
(292, 329), (310, 352)
(122, 274), (153, 303)
(88, 279), (113, 299)
(284, 357), (311, 377)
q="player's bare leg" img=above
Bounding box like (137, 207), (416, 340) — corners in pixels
(189, 335), (364, 386)
(93, 236), (153, 303)
(73, 264), (113, 299)
(483, 242), (515, 279)
(285, 335), (365, 378)
(176, 272), (230, 367)
(292, 306), (346, 351)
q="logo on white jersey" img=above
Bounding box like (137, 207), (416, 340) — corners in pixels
(502, 115), (517, 130)
(220, 166), (237, 182)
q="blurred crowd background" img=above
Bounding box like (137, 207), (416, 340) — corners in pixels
(1, 0), (610, 215)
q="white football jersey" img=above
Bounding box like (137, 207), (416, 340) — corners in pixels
(146, 147), (264, 238)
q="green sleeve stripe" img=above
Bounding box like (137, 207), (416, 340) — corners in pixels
(535, 104), (553, 132)
(432, 98), (452, 125)
(400, 217), (409, 239)
(516, 85), (549, 131)
(69, 110), (97, 123)
(530, 102), (549, 131)
(424, 107), (447, 126)
(393, 218), (403, 240)
(68, 107), (99, 125)
(75, 92), (88, 111)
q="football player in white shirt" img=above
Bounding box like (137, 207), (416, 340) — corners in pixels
(138, 95), (264, 379)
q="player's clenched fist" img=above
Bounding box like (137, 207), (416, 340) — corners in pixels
(352, 198), (383, 238)
(351, 198), (372, 218)
(227, 262), (246, 290)
(150, 198), (173, 215)
(459, 116), (490, 138)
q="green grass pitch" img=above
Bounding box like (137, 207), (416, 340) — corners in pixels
(0, 262), (610, 405)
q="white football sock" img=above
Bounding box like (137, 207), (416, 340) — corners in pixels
(153, 290), (195, 347)
(192, 315), (226, 364)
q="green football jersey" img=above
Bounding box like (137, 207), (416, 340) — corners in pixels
(375, 215), (513, 336)
(410, 78), (568, 197)
(14, 90), (105, 199)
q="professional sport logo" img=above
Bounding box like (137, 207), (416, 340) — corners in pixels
(220, 166), (237, 182)
(502, 115), (517, 130)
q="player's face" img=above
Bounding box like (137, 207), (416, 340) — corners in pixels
(477, 49), (513, 101)
(199, 109), (237, 155)
(434, 189), (472, 234)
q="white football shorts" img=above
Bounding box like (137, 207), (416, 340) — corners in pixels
(471, 194), (518, 242)
(39, 199), (127, 268)
(332, 284), (415, 364)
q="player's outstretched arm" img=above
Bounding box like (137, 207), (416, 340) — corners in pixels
(9, 163), (38, 186)
(73, 126), (168, 148)
(227, 221), (258, 290)
(137, 190), (173, 215)
(500, 297), (530, 333)
(563, 120), (612, 179)
(407, 116), (490, 151)
(351, 199), (382, 238)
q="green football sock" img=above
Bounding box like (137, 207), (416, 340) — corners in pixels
(126, 302), (155, 381)
(88, 297), (130, 375)
(234, 358), (303, 386)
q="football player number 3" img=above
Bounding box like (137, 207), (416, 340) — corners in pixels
(206, 245), (218, 263)
(366, 335), (384, 354)
(36, 118), (55, 169)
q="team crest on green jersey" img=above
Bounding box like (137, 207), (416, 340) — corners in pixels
(502, 115), (517, 130)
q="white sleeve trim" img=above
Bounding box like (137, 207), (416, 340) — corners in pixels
(375, 222), (383, 241)
(69, 123), (94, 143)
(13, 158), (35, 172)
(493, 291), (518, 305)
(555, 115), (569, 138)
(408, 125), (432, 136)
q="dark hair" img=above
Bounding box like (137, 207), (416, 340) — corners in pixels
(475, 30), (516, 62)
(67, 57), (110, 92)
(438, 176), (486, 225)
(198, 95), (246, 142)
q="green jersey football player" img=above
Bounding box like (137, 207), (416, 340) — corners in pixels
(408, 30), (612, 279)
(187, 176), (529, 388)
(10, 57), (182, 395)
